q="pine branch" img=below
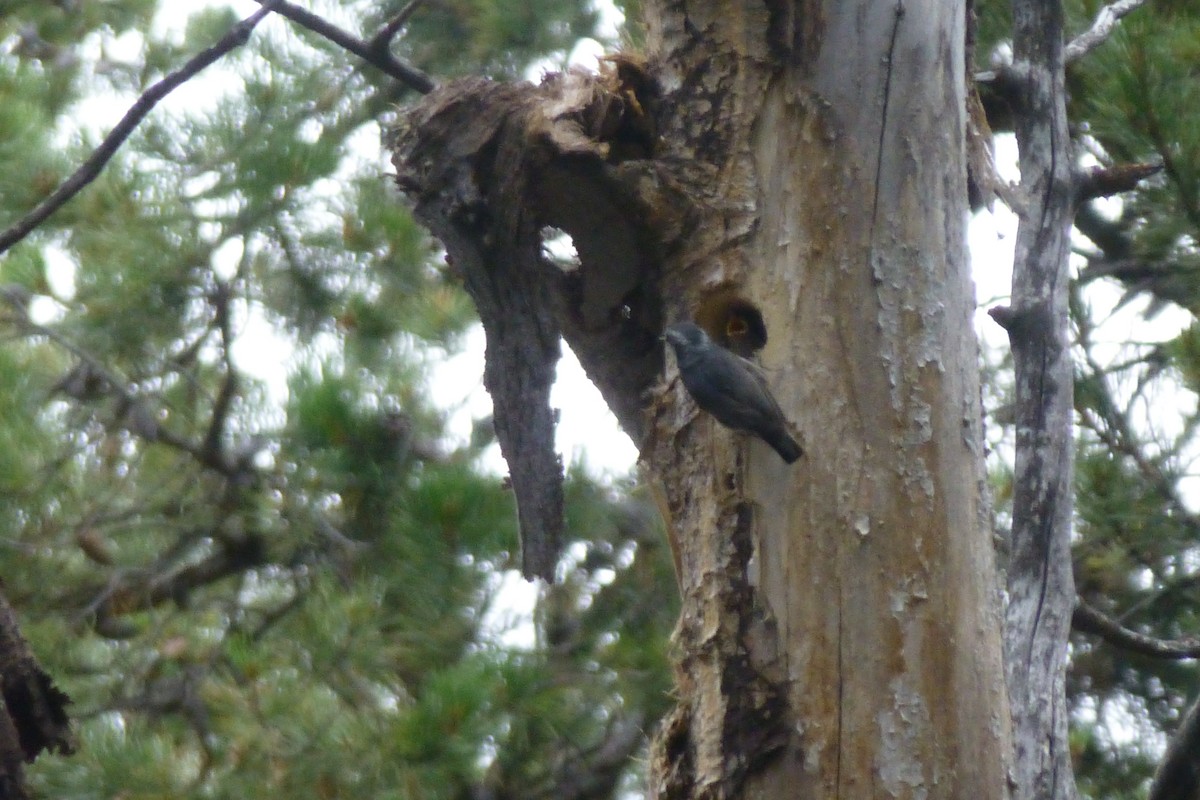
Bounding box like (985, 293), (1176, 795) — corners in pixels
(551, 712), (647, 800)
(1065, 0), (1148, 64)
(252, 0), (435, 94)
(1072, 296), (1197, 531)
(0, 1), (282, 257)
(1076, 399), (1196, 546)
(0, 293), (240, 477)
(83, 531), (268, 635)
(1073, 599), (1200, 660)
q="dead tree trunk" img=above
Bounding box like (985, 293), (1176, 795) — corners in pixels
(990, 0), (1079, 798)
(390, 0), (1013, 796)
(640, 0), (1013, 796)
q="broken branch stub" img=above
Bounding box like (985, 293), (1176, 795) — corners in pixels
(388, 68), (673, 581)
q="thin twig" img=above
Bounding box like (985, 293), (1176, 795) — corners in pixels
(0, 2), (282, 257)
(1065, 0), (1148, 63)
(368, 0), (426, 53)
(1074, 598), (1200, 660)
(253, 0), (435, 94)
(201, 280), (239, 463)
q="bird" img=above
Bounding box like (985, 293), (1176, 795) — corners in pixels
(663, 321), (802, 464)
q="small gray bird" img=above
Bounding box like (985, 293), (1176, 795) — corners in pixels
(664, 321), (802, 464)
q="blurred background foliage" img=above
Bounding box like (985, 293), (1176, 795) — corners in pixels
(2, 0), (1200, 797)
(0, 2), (677, 798)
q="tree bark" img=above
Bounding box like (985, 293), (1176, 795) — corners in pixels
(1148, 691), (1200, 800)
(0, 588), (74, 799)
(642, 0), (1012, 797)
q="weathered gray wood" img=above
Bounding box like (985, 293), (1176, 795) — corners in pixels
(643, 0), (1013, 796)
(999, 0), (1079, 796)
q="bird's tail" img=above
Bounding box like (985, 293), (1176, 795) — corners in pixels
(768, 431), (803, 464)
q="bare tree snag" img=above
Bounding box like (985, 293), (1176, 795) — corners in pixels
(392, 80), (565, 580)
(643, 0), (1011, 796)
(391, 0), (1013, 795)
(999, 0), (1079, 796)
(390, 71), (671, 580)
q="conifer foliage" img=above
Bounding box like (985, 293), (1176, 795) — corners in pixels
(0, 2), (676, 797)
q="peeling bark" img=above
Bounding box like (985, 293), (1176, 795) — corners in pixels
(643, 0), (1013, 796)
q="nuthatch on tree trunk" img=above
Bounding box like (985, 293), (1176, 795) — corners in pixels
(664, 321), (802, 464)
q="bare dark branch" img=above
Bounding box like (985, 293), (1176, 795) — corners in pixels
(0, 2), (281, 257)
(86, 533), (267, 632)
(1074, 161), (1162, 202)
(1073, 599), (1200, 660)
(1065, 0), (1148, 64)
(252, 0), (435, 94)
(202, 281), (239, 464)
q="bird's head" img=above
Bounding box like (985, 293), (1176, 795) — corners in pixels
(663, 322), (709, 353)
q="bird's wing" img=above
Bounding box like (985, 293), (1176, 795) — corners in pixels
(719, 350), (790, 425)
